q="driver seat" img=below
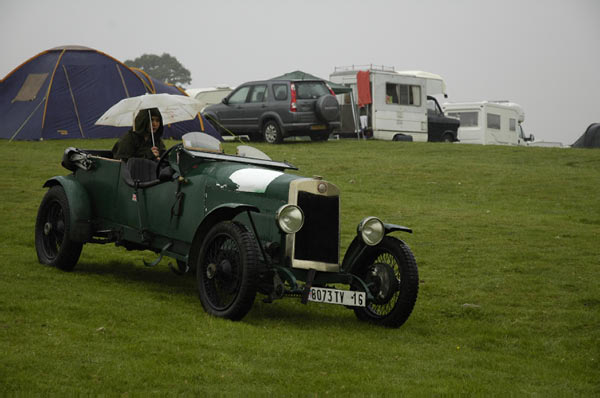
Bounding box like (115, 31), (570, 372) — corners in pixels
(121, 158), (161, 188)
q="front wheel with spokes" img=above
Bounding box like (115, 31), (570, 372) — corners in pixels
(35, 185), (83, 271)
(195, 221), (259, 321)
(351, 236), (419, 327)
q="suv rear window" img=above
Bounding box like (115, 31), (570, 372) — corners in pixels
(295, 82), (329, 100)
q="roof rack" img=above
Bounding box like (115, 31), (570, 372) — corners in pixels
(333, 64), (396, 73)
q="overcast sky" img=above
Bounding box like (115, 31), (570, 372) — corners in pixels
(2, 0), (599, 144)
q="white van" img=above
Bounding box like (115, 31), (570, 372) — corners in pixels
(329, 65), (459, 142)
(185, 86), (234, 110)
(442, 101), (534, 146)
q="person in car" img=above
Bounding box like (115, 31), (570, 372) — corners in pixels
(112, 108), (166, 161)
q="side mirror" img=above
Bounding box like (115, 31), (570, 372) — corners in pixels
(222, 97), (229, 105)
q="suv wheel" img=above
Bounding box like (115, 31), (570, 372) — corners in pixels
(263, 121), (283, 144)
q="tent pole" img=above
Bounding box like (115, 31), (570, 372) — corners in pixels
(41, 49), (66, 129)
(349, 93), (360, 140)
(62, 65), (85, 138)
(9, 97), (46, 142)
(116, 64), (130, 98)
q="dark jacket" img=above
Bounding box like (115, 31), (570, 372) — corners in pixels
(112, 108), (166, 161)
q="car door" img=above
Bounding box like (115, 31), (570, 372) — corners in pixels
(217, 85), (251, 131)
(242, 84), (268, 131)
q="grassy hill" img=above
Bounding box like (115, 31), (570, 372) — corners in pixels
(1, 138), (598, 395)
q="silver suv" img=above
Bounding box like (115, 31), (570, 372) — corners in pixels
(203, 79), (341, 143)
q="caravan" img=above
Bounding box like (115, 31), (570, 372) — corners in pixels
(442, 101), (534, 146)
(329, 65), (459, 142)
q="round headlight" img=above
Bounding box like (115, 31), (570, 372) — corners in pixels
(276, 204), (304, 234)
(358, 217), (385, 246)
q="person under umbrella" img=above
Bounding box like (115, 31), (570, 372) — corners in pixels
(112, 108), (166, 161)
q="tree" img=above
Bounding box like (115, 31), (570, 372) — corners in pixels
(124, 53), (192, 87)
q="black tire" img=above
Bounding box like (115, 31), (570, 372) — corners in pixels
(263, 120), (283, 144)
(195, 221), (259, 320)
(442, 133), (454, 142)
(35, 185), (83, 271)
(351, 237), (419, 327)
(393, 134), (413, 142)
(315, 95), (340, 122)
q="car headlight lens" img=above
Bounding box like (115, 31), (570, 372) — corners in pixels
(276, 204), (304, 234)
(358, 217), (385, 246)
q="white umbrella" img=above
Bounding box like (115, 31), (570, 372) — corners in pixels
(95, 93), (206, 146)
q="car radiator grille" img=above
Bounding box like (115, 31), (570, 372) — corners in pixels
(294, 191), (339, 264)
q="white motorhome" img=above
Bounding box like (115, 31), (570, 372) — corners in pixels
(442, 101), (534, 146)
(185, 86), (234, 110)
(329, 65), (459, 142)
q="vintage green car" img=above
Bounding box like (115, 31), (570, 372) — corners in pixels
(35, 133), (419, 327)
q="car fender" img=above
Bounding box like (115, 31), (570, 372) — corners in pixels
(43, 175), (92, 242)
(341, 222), (412, 273)
(191, 203), (260, 249)
(259, 112), (285, 131)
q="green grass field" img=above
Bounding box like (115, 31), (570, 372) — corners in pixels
(1, 138), (598, 395)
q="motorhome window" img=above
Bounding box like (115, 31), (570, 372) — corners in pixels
(249, 85), (268, 103)
(273, 84), (288, 101)
(509, 118), (516, 131)
(448, 112), (478, 127)
(228, 86), (251, 104)
(385, 83), (421, 106)
(487, 113), (501, 130)
(296, 82), (329, 99)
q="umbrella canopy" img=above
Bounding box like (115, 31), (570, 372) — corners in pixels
(95, 93), (205, 127)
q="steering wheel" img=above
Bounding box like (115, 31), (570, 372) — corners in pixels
(156, 145), (177, 177)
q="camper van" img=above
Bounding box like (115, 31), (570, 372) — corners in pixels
(329, 65), (459, 142)
(185, 86), (234, 110)
(442, 101), (534, 146)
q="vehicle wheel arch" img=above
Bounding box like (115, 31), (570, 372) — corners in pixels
(188, 204), (259, 269)
(442, 131), (457, 142)
(259, 112), (284, 131)
(42, 176), (92, 242)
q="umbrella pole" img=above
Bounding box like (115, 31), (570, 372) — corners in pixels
(148, 109), (156, 147)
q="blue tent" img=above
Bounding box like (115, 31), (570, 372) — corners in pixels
(0, 45), (221, 141)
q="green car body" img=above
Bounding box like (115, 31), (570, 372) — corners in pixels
(36, 134), (419, 327)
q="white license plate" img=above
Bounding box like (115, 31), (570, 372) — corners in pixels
(308, 287), (366, 307)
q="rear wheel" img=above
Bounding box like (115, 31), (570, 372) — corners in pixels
(442, 132), (455, 142)
(351, 237), (418, 327)
(35, 186), (83, 271)
(195, 221), (259, 320)
(263, 120), (283, 144)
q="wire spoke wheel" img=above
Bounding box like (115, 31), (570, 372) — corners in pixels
(42, 201), (65, 258)
(352, 237), (419, 327)
(203, 233), (244, 310)
(195, 221), (258, 320)
(35, 185), (83, 271)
